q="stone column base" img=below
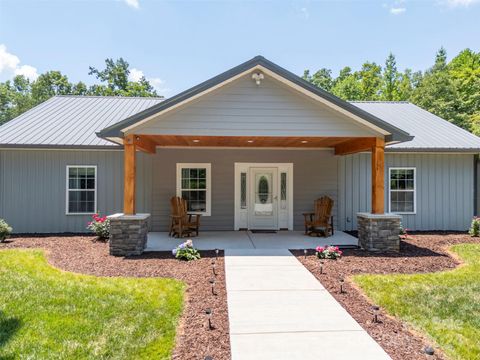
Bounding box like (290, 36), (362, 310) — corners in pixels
(108, 213), (150, 256)
(357, 212), (402, 252)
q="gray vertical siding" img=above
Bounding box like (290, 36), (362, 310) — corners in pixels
(149, 148), (338, 231)
(338, 152), (475, 231)
(0, 149), (151, 233)
(0, 149), (475, 233)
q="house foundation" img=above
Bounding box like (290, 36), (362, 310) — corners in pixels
(357, 212), (402, 252)
(108, 213), (150, 256)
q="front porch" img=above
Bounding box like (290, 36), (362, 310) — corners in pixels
(102, 58), (411, 256)
(145, 230), (358, 251)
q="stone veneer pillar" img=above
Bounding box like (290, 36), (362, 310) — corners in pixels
(108, 213), (150, 256)
(357, 212), (402, 252)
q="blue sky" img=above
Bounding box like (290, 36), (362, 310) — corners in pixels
(0, 0), (479, 97)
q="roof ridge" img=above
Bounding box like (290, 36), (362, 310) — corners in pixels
(349, 101), (411, 104)
(55, 95), (165, 100)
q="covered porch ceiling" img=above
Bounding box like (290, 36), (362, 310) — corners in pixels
(130, 134), (381, 156)
(123, 134), (386, 217)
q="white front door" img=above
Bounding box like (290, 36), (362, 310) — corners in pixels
(235, 163), (293, 231)
(249, 167), (278, 230)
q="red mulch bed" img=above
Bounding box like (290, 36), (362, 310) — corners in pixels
(0, 236), (230, 360)
(293, 232), (480, 360)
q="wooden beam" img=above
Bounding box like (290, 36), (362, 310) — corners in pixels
(334, 137), (377, 156)
(133, 135), (157, 154)
(123, 134), (136, 215)
(371, 138), (385, 214)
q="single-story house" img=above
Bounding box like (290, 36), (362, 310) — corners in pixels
(1, 56), (479, 253)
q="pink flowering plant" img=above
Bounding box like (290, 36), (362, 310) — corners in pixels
(399, 224), (410, 240)
(87, 213), (110, 240)
(469, 216), (480, 237)
(316, 245), (342, 260)
(172, 239), (201, 261)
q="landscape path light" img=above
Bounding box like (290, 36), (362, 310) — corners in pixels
(304, 249), (308, 259)
(205, 308), (214, 330)
(209, 278), (217, 296)
(424, 346), (434, 356)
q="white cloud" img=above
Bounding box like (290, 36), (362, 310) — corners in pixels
(128, 67), (170, 95)
(128, 68), (144, 82)
(0, 44), (38, 81)
(390, 7), (406, 14)
(124, 0), (140, 9)
(445, 0), (479, 6)
(14, 65), (38, 81)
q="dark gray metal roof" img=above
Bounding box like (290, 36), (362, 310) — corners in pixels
(0, 95), (163, 148)
(98, 55), (413, 143)
(352, 101), (480, 152)
(1, 82), (479, 152)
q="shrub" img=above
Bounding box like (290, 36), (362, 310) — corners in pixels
(469, 216), (480, 237)
(316, 245), (342, 260)
(399, 224), (409, 239)
(87, 213), (110, 240)
(0, 219), (12, 242)
(172, 239), (201, 261)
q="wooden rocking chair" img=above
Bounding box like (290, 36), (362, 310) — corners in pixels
(169, 196), (201, 238)
(302, 196), (334, 237)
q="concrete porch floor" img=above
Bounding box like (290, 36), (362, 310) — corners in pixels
(145, 230), (358, 251)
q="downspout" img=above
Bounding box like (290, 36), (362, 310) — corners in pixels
(475, 154), (479, 216)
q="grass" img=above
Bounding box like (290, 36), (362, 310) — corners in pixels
(0, 249), (185, 360)
(353, 243), (480, 360)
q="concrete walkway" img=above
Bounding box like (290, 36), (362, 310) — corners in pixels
(225, 249), (391, 360)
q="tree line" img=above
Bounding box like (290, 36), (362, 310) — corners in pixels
(1, 49), (479, 136)
(0, 58), (159, 125)
(303, 48), (480, 135)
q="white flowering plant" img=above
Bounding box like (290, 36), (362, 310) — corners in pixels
(172, 239), (201, 261)
(0, 219), (12, 242)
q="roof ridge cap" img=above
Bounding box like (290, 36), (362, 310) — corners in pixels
(55, 95), (165, 100)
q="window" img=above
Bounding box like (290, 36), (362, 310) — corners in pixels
(389, 168), (416, 214)
(176, 163), (211, 216)
(240, 172), (247, 209)
(66, 166), (97, 214)
(280, 172), (287, 209)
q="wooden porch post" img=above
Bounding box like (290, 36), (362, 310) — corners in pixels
(123, 134), (136, 215)
(371, 138), (385, 214)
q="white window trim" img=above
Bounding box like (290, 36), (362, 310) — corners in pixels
(176, 163), (212, 216)
(388, 167), (416, 215)
(65, 165), (97, 215)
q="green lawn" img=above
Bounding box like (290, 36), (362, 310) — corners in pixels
(354, 243), (480, 360)
(0, 249), (185, 360)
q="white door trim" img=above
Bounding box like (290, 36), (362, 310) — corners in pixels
(234, 163), (294, 230)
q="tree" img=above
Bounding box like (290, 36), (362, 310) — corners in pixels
(0, 57), (161, 124)
(396, 69), (422, 101)
(303, 68), (333, 91)
(88, 58), (158, 97)
(381, 53), (399, 100)
(357, 62), (382, 100)
(448, 49), (480, 134)
(328, 67), (360, 100)
(31, 71), (72, 104)
(411, 48), (464, 128)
